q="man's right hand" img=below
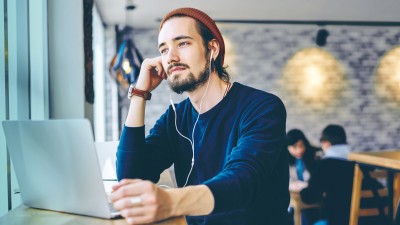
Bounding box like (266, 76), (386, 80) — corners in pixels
(135, 56), (167, 92)
(125, 57), (166, 127)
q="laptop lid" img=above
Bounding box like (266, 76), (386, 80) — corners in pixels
(2, 119), (116, 218)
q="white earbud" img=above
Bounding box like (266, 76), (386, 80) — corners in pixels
(210, 50), (214, 61)
(170, 98), (176, 111)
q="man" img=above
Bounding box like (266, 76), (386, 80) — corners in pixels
(301, 125), (388, 225)
(299, 124), (353, 225)
(110, 7), (289, 225)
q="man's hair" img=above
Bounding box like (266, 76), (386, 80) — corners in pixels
(194, 18), (230, 82)
(320, 124), (347, 145)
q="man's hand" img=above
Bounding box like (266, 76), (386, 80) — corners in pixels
(110, 179), (215, 224)
(125, 56), (166, 127)
(135, 56), (167, 92)
(110, 179), (176, 225)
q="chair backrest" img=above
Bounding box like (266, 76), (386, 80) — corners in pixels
(358, 169), (390, 225)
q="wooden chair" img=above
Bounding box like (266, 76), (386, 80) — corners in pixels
(350, 167), (391, 225)
(359, 188), (388, 216)
(289, 191), (320, 225)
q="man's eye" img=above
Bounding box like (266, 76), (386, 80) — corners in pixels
(179, 42), (189, 47)
(160, 49), (168, 55)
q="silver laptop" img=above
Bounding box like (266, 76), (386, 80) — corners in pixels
(2, 119), (120, 219)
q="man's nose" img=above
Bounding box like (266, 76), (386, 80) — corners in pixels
(167, 48), (179, 64)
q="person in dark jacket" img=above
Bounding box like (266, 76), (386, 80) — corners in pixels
(300, 124), (388, 225)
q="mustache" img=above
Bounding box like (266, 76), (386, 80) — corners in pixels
(167, 63), (190, 75)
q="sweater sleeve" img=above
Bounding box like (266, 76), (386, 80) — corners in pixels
(203, 95), (287, 213)
(116, 110), (174, 183)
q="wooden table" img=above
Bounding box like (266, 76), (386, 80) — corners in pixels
(0, 205), (187, 225)
(348, 150), (400, 225)
(290, 189), (320, 225)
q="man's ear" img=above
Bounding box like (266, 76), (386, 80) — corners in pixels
(208, 39), (220, 61)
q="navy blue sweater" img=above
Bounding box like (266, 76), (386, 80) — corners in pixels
(117, 82), (290, 225)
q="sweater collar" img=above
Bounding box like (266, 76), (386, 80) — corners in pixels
(324, 144), (350, 160)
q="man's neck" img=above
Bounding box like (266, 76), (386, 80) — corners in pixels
(187, 72), (228, 114)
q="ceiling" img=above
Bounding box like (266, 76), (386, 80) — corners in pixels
(94, 0), (400, 29)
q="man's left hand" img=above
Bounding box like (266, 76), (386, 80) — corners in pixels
(110, 179), (176, 225)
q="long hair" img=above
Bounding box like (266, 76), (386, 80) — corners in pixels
(194, 20), (230, 82)
(286, 129), (320, 172)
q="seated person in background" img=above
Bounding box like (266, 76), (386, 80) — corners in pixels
(300, 124), (354, 225)
(287, 129), (323, 186)
(287, 129), (323, 225)
(300, 124), (388, 225)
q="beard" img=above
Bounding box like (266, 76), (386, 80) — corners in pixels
(167, 60), (210, 94)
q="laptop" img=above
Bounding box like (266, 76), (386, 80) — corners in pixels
(2, 119), (120, 219)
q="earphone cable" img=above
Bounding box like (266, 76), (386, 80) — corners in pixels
(171, 51), (214, 187)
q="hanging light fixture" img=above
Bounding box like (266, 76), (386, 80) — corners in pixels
(109, 0), (143, 96)
(315, 27), (330, 47)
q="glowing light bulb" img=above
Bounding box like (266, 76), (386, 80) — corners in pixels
(305, 66), (325, 88)
(122, 59), (132, 74)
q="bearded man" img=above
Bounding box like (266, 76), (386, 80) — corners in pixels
(111, 7), (289, 225)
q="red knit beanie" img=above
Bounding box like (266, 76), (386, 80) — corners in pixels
(159, 7), (225, 66)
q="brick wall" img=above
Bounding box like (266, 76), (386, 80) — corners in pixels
(122, 24), (400, 152)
